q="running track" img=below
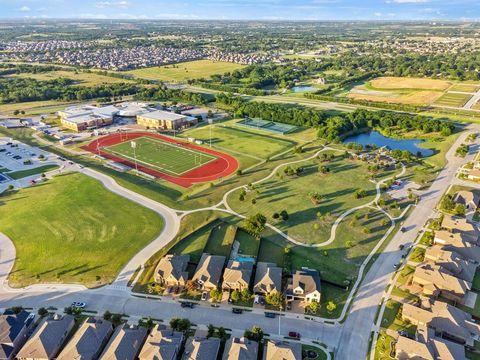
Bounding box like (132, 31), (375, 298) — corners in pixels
(81, 132), (239, 187)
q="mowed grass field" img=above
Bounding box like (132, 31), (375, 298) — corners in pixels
(103, 136), (216, 176)
(0, 172), (162, 287)
(125, 60), (244, 82)
(10, 70), (136, 87)
(434, 92), (473, 107)
(228, 152), (381, 245)
(448, 84), (480, 93)
(180, 123), (297, 168)
(369, 76), (451, 91)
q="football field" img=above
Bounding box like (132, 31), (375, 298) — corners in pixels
(103, 136), (217, 176)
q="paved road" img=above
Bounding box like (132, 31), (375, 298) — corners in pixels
(335, 125), (480, 360)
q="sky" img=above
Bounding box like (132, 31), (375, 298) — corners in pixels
(0, 0), (478, 21)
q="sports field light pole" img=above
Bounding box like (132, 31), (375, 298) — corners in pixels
(208, 118), (213, 148)
(131, 140), (139, 174)
(94, 129), (101, 157)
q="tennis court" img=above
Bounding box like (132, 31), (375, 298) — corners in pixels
(103, 136), (217, 176)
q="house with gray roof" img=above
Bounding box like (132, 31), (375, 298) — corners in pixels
(16, 314), (75, 360)
(154, 255), (190, 288)
(287, 268), (321, 304)
(138, 324), (183, 360)
(99, 324), (148, 360)
(223, 337), (258, 360)
(57, 317), (113, 360)
(0, 310), (34, 360)
(263, 340), (302, 360)
(182, 336), (221, 360)
(222, 260), (253, 292)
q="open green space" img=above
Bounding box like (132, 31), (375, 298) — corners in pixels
(408, 247), (425, 263)
(381, 300), (417, 335)
(103, 136), (216, 176)
(449, 84), (480, 93)
(203, 222), (236, 258)
(180, 122), (297, 167)
(0, 172), (162, 287)
(125, 60), (244, 82)
(11, 70), (136, 87)
(302, 345), (328, 360)
(228, 152), (381, 245)
(434, 92), (472, 107)
(235, 229), (260, 257)
(6, 164), (58, 180)
(396, 265), (415, 286)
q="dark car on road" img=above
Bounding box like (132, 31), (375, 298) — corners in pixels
(288, 331), (301, 339)
(180, 302), (194, 308)
(232, 308), (243, 314)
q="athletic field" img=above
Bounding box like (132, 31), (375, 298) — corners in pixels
(103, 136), (217, 176)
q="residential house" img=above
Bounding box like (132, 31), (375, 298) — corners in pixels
(222, 337), (258, 360)
(16, 314), (75, 360)
(0, 310), (34, 360)
(263, 340), (302, 360)
(424, 246), (477, 282)
(441, 215), (477, 237)
(468, 169), (480, 181)
(433, 231), (480, 263)
(154, 255), (190, 288)
(182, 336), (221, 360)
(253, 262), (282, 295)
(222, 260), (253, 292)
(453, 190), (479, 213)
(402, 301), (480, 346)
(192, 254), (226, 291)
(395, 335), (466, 360)
(434, 230), (478, 246)
(411, 263), (471, 304)
(57, 317), (113, 360)
(99, 324), (148, 360)
(287, 268), (321, 304)
(138, 325), (183, 360)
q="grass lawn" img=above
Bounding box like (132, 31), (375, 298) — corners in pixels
(180, 123), (297, 164)
(408, 247), (425, 263)
(203, 222), (236, 258)
(168, 220), (215, 263)
(257, 237), (285, 267)
(449, 84), (480, 93)
(370, 77), (451, 91)
(374, 331), (396, 360)
(228, 154), (380, 245)
(391, 286), (420, 303)
(396, 265), (415, 286)
(125, 60), (244, 82)
(11, 70), (135, 87)
(103, 136), (217, 176)
(434, 92), (472, 108)
(0, 172), (162, 287)
(301, 345), (328, 360)
(381, 300), (417, 335)
(0, 100), (79, 116)
(6, 164), (58, 180)
(235, 229), (260, 257)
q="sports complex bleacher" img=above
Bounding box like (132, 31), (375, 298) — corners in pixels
(237, 118), (297, 135)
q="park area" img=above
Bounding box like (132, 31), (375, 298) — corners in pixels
(347, 76), (478, 108)
(125, 60), (244, 82)
(82, 132), (239, 187)
(9, 70), (136, 87)
(0, 172), (162, 287)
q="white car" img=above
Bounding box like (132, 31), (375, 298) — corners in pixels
(71, 302), (86, 309)
(201, 292), (208, 301)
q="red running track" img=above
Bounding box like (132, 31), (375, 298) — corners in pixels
(81, 131), (239, 188)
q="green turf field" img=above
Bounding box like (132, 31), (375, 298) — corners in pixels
(0, 172), (162, 287)
(103, 136), (217, 176)
(434, 92), (472, 107)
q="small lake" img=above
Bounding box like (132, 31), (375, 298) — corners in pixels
(291, 85), (317, 93)
(343, 131), (434, 157)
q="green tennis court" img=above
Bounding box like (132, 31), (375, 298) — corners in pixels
(102, 136), (217, 176)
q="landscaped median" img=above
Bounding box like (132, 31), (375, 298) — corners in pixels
(0, 171), (163, 287)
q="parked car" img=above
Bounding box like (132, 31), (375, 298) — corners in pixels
(180, 302), (194, 308)
(71, 302), (86, 309)
(201, 291), (208, 301)
(232, 308), (243, 314)
(265, 312), (276, 318)
(288, 331), (300, 339)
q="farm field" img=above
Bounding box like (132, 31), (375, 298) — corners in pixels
(180, 123), (297, 164)
(11, 70), (136, 87)
(369, 76), (451, 91)
(433, 92), (472, 107)
(103, 136), (217, 176)
(228, 151), (382, 245)
(448, 84), (480, 92)
(0, 172), (162, 287)
(125, 60), (244, 82)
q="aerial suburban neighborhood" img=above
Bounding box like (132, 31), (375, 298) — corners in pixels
(1, 3), (480, 360)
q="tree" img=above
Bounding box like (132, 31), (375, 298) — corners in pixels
(207, 324), (215, 337)
(37, 307), (49, 317)
(217, 326), (228, 341)
(231, 290), (240, 302)
(244, 325), (264, 342)
(454, 204), (466, 216)
(241, 288), (252, 303)
(307, 300), (319, 314)
(10, 306), (23, 314)
(326, 301), (337, 313)
(210, 288), (223, 302)
(170, 318), (191, 332)
(243, 213), (267, 237)
(265, 291), (284, 307)
(103, 310), (112, 321)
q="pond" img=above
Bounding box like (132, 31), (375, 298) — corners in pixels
(291, 85), (317, 93)
(343, 131), (434, 157)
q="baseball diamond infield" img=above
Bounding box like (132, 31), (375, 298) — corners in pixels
(81, 132), (239, 187)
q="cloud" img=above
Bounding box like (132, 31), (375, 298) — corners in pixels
(19, 5), (31, 12)
(95, 1), (129, 9)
